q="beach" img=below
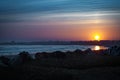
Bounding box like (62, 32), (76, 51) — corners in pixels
(0, 0), (120, 80)
(0, 45), (120, 80)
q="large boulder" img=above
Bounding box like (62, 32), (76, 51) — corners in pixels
(18, 51), (33, 63)
(9, 51), (33, 66)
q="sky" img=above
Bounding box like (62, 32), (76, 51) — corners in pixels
(0, 0), (120, 41)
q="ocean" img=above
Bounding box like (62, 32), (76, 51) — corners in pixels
(0, 45), (108, 55)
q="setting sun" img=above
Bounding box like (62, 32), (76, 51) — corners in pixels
(94, 35), (100, 41)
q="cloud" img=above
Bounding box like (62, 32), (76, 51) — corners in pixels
(0, 0), (120, 41)
(0, 0), (120, 23)
(0, 0), (120, 15)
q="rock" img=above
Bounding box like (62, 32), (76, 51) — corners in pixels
(0, 56), (10, 66)
(35, 52), (49, 60)
(18, 51), (33, 63)
(65, 51), (73, 58)
(52, 51), (66, 58)
(0, 60), (8, 67)
(74, 49), (82, 53)
(9, 55), (22, 66)
(35, 51), (66, 59)
(84, 48), (95, 55)
(74, 49), (84, 55)
(107, 45), (120, 56)
(0, 56), (10, 67)
(8, 51), (33, 66)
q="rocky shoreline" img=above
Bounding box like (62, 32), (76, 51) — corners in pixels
(0, 45), (120, 80)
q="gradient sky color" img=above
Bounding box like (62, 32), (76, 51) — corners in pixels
(0, 0), (120, 41)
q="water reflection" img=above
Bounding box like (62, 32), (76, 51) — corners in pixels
(93, 45), (108, 50)
(94, 46), (100, 50)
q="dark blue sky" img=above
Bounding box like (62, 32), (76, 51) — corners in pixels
(0, 0), (120, 41)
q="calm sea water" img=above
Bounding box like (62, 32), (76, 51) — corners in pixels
(0, 45), (108, 55)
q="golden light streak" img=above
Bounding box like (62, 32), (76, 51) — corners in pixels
(94, 46), (100, 50)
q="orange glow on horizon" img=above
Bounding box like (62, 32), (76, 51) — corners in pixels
(94, 35), (100, 41)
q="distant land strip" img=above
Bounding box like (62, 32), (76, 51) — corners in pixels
(0, 40), (120, 47)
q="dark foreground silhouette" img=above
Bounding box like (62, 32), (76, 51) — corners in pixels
(0, 45), (120, 80)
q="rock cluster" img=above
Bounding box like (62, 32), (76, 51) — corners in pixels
(107, 45), (120, 56)
(0, 45), (120, 67)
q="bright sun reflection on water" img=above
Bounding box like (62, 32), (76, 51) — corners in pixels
(94, 46), (100, 50)
(93, 45), (108, 51)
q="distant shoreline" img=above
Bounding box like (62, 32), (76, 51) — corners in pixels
(0, 45), (108, 56)
(0, 40), (120, 47)
(0, 45), (120, 80)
